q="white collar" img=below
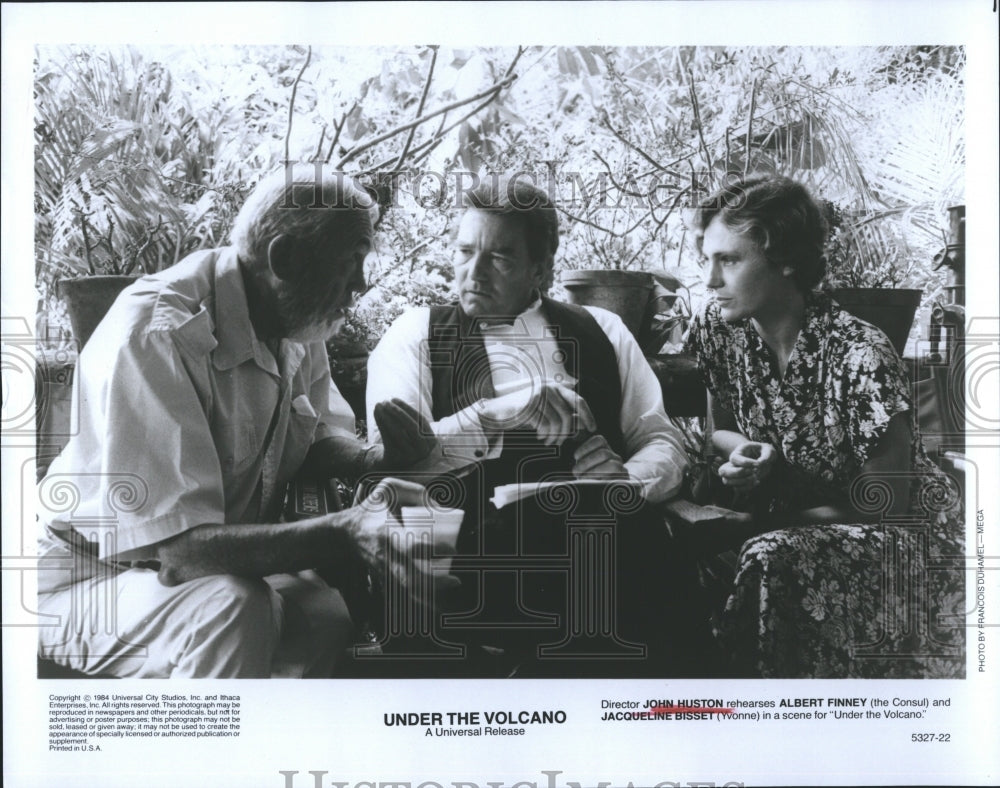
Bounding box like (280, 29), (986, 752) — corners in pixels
(476, 297), (545, 336)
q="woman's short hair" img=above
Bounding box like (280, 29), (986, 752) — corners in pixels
(231, 164), (376, 270)
(689, 175), (828, 291)
(461, 175), (560, 291)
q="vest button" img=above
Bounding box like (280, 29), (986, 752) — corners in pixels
(474, 449), (484, 458)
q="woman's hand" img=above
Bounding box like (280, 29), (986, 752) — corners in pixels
(717, 441), (778, 490)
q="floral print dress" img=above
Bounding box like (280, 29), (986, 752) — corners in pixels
(685, 293), (965, 677)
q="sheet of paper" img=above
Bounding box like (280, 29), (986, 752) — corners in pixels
(490, 478), (642, 509)
(662, 498), (751, 523)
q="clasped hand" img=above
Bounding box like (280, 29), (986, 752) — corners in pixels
(477, 381), (598, 446)
(571, 434), (629, 480)
(717, 441), (777, 490)
(477, 382), (627, 480)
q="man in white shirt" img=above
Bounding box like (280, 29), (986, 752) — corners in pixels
(367, 176), (706, 675)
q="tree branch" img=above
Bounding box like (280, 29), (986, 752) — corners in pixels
(100, 213), (118, 271)
(312, 124), (327, 162)
(74, 205), (97, 275)
(556, 203), (652, 240)
(620, 187), (688, 270)
(394, 47), (526, 173)
(337, 47), (524, 170)
(592, 150), (686, 207)
(744, 78), (758, 178)
(326, 101), (359, 164)
(555, 205), (620, 237)
(592, 151), (645, 197)
(406, 239), (432, 274)
(686, 68), (713, 171)
(586, 92), (805, 190)
(600, 112), (685, 179)
(393, 46), (439, 171)
(409, 112), (450, 168)
(362, 80), (502, 175)
(131, 215), (165, 275)
(284, 46), (313, 163)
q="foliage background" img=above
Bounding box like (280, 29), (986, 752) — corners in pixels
(35, 44), (965, 358)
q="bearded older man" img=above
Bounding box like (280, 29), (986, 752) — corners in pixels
(37, 167), (433, 678)
(367, 177), (711, 676)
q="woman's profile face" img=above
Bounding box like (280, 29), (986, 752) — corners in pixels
(700, 216), (796, 323)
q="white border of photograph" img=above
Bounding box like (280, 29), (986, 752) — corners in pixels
(3, 2), (998, 787)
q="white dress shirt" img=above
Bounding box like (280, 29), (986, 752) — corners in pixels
(367, 300), (687, 503)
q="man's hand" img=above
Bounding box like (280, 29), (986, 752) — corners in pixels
(477, 381), (597, 446)
(346, 476), (426, 567)
(342, 477), (458, 619)
(372, 398), (439, 471)
(151, 478), (447, 590)
(571, 434), (629, 480)
(717, 441), (778, 491)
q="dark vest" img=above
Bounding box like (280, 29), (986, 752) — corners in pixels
(428, 298), (623, 445)
(427, 298), (624, 555)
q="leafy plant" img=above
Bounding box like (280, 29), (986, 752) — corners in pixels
(33, 44), (526, 342)
(34, 44), (964, 355)
(34, 46), (261, 287)
(820, 201), (921, 289)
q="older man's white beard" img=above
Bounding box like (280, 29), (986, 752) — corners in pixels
(275, 287), (348, 343)
(285, 315), (346, 343)
(279, 305), (347, 342)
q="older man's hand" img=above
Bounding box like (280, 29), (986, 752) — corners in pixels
(342, 477), (459, 632)
(372, 398), (439, 471)
(345, 476), (423, 564)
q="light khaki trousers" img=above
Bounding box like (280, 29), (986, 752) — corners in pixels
(37, 534), (354, 678)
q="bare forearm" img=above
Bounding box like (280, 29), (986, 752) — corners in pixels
(154, 512), (360, 586)
(707, 391), (746, 460)
(757, 480), (907, 529)
(759, 503), (881, 531)
(759, 413), (915, 529)
(710, 429), (752, 458)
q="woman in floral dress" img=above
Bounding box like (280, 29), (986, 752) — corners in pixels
(684, 175), (964, 677)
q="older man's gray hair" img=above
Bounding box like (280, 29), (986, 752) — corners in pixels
(231, 165), (376, 267)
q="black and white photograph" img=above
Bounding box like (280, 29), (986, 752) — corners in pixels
(3, 1), (998, 786)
